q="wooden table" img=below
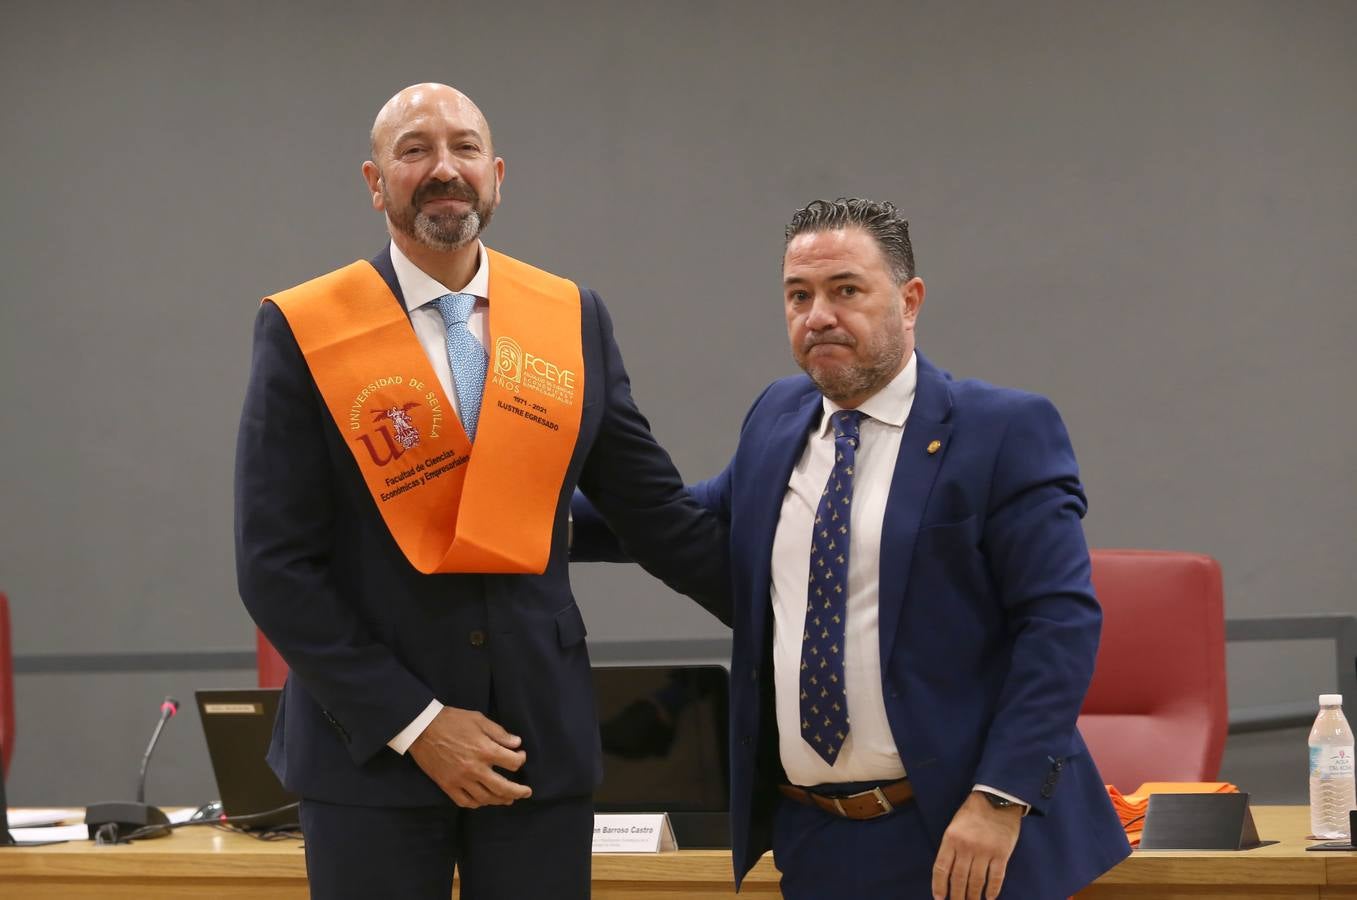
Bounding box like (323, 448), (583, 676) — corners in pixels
(0, 806), (1351, 899)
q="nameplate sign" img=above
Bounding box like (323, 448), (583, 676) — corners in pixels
(1139, 792), (1262, 850)
(591, 813), (677, 853)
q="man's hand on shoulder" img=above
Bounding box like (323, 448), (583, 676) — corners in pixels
(407, 706), (532, 808)
(931, 790), (1023, 900)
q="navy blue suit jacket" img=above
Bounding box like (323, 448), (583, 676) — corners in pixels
(574, 352), (1130, 896)
(234, 247), (729, 808)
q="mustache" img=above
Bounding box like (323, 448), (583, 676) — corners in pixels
(802, 332), (856, 352)
(414, 180), (480, 207)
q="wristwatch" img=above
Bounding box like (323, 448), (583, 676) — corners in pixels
(977, 790), (1019, 809)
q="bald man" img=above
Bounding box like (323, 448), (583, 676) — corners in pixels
(235, 84), (729, 899)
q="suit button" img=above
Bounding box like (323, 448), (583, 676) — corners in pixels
(469, 630), (486, 647)
(750, 667), (759, 681)
(741, 735), (752, 746)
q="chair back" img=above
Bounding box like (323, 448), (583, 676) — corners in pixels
(1078, 550), (1228, 791)
(257, 631), (289, 689)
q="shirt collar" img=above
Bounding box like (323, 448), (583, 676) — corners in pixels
(389, 239), (491, 313)
(815, 351), (918, 438)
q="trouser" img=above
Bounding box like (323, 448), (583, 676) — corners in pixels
(772, 779), (935, 899)
(299, 794), (592, 899)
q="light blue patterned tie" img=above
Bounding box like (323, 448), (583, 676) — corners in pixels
(800, 409), (863, 765)
(434, 292), (487, 442)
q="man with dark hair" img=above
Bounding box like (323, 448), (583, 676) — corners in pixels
(574, 198), (1130, 898)
(235, 83), (729, 899)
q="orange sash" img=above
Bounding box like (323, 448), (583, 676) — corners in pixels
(268, 248), (584, 574)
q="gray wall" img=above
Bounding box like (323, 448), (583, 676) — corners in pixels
(1, 0), (1353, 805)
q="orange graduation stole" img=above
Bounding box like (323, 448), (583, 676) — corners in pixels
(267, 248), (584, 574)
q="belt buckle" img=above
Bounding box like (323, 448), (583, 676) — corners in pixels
(832, 786), (894, 819)
(870, 786), (894, 816)
(841, 787), (895, 819)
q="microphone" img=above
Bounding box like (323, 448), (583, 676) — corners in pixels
(85, 696), (180, 840)
(138, 698), (179, 804)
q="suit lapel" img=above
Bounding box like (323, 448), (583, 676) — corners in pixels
(878, 353), (953, 668)
(744, 389), (822, 646)
(368, 246), (406, 309)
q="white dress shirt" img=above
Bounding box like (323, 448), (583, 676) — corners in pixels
(770, 352), (1025, 807)
(384, 239), (489, 753)
(389, 239), (491, 414)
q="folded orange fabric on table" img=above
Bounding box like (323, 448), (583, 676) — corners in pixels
(1105, 782), (1239, 846)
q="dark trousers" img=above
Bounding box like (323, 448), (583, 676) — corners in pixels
(773, 792), (937, 899)
(299, 795), (593, 900)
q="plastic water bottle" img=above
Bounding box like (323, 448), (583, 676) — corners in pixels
(1309, 693), (1355, 839)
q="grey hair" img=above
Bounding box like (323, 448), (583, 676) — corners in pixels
(785, 198), (915, 283)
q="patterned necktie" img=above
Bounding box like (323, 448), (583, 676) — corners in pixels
(800, 409), (864, 765)
(434, 292), (487, 442)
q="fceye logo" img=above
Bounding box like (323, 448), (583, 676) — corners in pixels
(491, 335), (576, 405)
(494, 336), (523, 385)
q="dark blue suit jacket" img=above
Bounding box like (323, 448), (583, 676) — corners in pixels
(234, 247), (730, 808)
(574, 352), (1130, 896)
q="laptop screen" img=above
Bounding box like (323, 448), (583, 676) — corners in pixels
(591, 664), (730, 846)
(195, 688), (298, 828)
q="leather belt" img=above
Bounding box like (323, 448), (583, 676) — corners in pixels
(778, 778), (914, 820)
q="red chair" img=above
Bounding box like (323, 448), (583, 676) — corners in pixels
(1078, 550), (1228, 791)
(257, 630), (289, 690)
(1, 592), (15, 778)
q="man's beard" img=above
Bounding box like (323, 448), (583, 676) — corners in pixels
(385, 178), (495, 251)
(795, 325), (904, 404)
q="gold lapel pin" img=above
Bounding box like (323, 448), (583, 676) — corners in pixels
(927, 440), (942, 455)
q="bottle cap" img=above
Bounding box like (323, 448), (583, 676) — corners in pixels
(1319, 693), (1343, 706)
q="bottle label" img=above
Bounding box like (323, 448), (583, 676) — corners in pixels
(1311, 745), (1355, 779)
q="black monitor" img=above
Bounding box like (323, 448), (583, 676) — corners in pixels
(591, 664), (730, 848)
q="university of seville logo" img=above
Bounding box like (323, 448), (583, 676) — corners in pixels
(374, 403), (422, 450)
(357, 401), (422, 466)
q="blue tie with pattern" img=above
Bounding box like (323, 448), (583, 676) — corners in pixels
(434, 292), (487, 442)
(801, 409), (863, 765)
